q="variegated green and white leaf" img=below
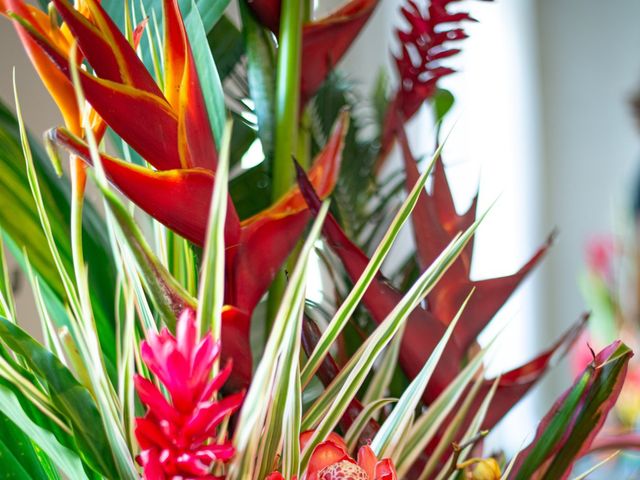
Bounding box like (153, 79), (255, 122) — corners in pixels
(229, 202), (330, 480)
(371, 290), (473, 459)
(301, 144), (445, 387)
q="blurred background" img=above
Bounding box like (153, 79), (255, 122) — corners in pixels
(2, 0), (640, 455)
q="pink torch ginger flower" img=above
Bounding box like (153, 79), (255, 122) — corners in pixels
(267, 431), (396, 480)
(134, 309), (244, 479)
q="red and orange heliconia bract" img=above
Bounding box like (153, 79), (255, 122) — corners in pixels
(4, 0), (350, 388)
(247, 0), (380, 106)
(266, 432), (396, 480)
(135, 309), (243, 479)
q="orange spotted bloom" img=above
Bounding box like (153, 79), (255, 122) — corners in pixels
(267, 431), (396, 480)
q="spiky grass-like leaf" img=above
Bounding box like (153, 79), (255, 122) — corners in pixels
(371, 290), (473, 459)
(230, 201), (329, 480)
(196, 119), (232, 341)
(301, 144), (444, 387)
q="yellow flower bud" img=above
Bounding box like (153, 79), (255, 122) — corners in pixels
(469, 458), (501, 480)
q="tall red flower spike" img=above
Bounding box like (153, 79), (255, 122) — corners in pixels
(10, 0), (350, 388)
(135, 309), (244, 479)
(266, 431), (396, 480)
(294, 159), (586, 433)
(248, 0), (380, 105)
(381, 0), (476, 157)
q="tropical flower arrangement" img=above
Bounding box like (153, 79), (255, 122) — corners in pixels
(0, 0), (635, 478)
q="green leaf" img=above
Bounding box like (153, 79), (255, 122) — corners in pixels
(196, 120), (232, 339)
(229, 114), (258, 169)
(229, 162), (272, 219)
(0, 236), (17, 321)
(416, 373), (485, 480)
(208, 14), (245, 81)
(361, 326), (403, 407)
(230, 202), (330, 480)
(184, 0), (227, 146)
(395, 343), (490, 475)
(97, 184), (196, 328)
(371, 290), (472, 459)
(344, 398), (397, 452)
(240, 0), (277, 160)
(0, 316), (118, 478)
(301, 144), (444, 387)
(0, 410), (51, 480)
(0, 381), (89, 479)
(300, 211), (482, 471)
(0, 100), (117, 379)
(0, 102), (67, 300)
(513, 341), (633, 479)
(107, 0), (229, 39)
(0, 437), (33, 479)
(433, 88), (455, 125)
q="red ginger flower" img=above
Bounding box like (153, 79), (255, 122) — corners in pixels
(134, 309), (244, 479)
(394, 0), (474, 119)
(267, 431), (396, 480)
(381, 0), (475, 153)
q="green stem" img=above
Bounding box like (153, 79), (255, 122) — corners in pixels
(303, 0), (313, 22)
(266, 0), (304, 327)
(271, 0), (303, 199)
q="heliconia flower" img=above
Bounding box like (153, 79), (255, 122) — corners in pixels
(294, 151), (585, 434)
(2, 0), (111, 188)
(2, 0), (83, 135)
(8, 0), (350, 388)
(267, 431), (396, 480)
(248, 0), (380, 105)
(134, 309), (244, 479)
(381, 0), (475, 155)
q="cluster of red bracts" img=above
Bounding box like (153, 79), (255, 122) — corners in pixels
(381, 0), (477, 157)
(135, 309), (243, 479)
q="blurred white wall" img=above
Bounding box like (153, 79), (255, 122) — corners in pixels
(537, 0), (640, 396)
